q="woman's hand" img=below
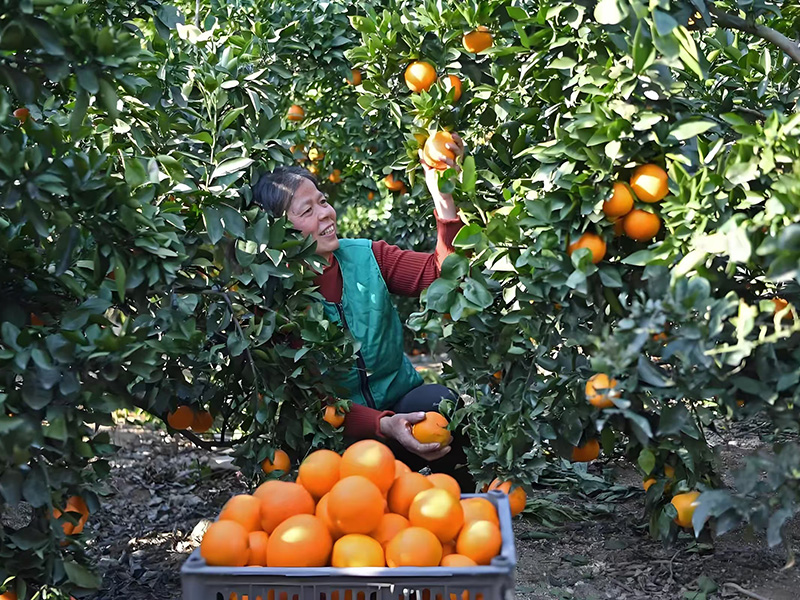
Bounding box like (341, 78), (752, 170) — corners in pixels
(419, 133), (465, 221)
(380, 412), (452, 461)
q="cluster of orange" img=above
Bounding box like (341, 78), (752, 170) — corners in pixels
(166, 404), (214, 433)
(200, 439), (525, 572)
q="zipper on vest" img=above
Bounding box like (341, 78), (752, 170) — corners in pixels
(335, 303), (377, 409)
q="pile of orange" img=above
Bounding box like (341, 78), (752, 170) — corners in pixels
(200, 440), (516, 569)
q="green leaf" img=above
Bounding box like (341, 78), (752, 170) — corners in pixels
(440, 254), (469, 280)
(669, 119), (716, 141)
(461, 156), (477, 194)
(453, 224), (483, 249)
(220, 106), (246, 130)
(63, 560), (102, 589)
(462, 278), (493, 309)
(638, 448), (656, 474)
(594, 0), (626, 25)
(211, 157), (254, 180)
(203, 207), (224, 244)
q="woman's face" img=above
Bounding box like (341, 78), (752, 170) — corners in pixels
(286, 177), (339, 259)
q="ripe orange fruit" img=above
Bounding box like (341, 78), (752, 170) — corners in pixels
(328, 169), (342, 184)
(261, 449), (291, 474)
(772, 297), (793, 320)
(408, 488), (464, 543)
(167, 405), (194, 430)
(346, 69), (362, 85)
(404, 61), (437, 93)
(323, 405), (345, 428)
(191, 410), (214, 433)
(585, 374), (618, 409)
(53, 496), (89, 535)
(441, 554), (477, 567)
(602, 182), (634, 218)
(427, 473), (461, 500)
(623, 209), (661, 241)
(460, 498), (499, 525)
(664, 465), (676, 479)
(385, 527), (443, 567)
(571, 439), (601, 462)
(367, 191), (375, 201)
(0, 590), (17, 600)
(369, 513), (409, 547)
(200, 520), (250, 567)
(412, 412), (451, 446)
(308, 147), (324, 162)
(340, 440), (396, 494)
(266, 514), (332, 567)
(219, 494), (263, 532)
(247, 531), (269, 566)
(287, 105), (305, 121)
(253, 481), (315, 533)
(298, 449), (341, 499)
(671, 491), (701, 528)
(568, 232), (606, 264)
(643, 478), (657, 492)
(384, 173), (404, 192)
(423, 131), (457, 171)
(332, 534), (385, 567)
(388, 472), (433, 517)
(488, 480), (526, 517)
(315, 493), (343, 539)
(456, 520), (502, 565)
(462, 26), (493, 53)
(328, 476), (385, 534)
(13, 107), (29, 123)
(443, 75), (462, 102)
(630, 164), (669, 203)
(30, 312), (44, 326)
(395, 460), (412, 478)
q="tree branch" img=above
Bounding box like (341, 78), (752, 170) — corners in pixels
(709, 4), (800, 67)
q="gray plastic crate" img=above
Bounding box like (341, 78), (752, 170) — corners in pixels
(181, 491), (516, 600)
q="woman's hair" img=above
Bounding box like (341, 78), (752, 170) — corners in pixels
(251, 166), (318, 217)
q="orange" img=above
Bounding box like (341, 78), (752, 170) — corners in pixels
(384, 174), (404, 192)
(456, 520), (501, 565)
(0, 591), (17, 600)
(253, 481), (315, 533)
(247, 530), (269, 566)
(643, 478), (657, 492)
(423, 131), (457, 171)
(328, 169), (342, 184)
(395, 460), (411, 478)
(323, 405), (345, 428)
(367, 191), (375, 201)
(30, 312), (44, 326)
(53, 496), (89, 535)
(427, 473), (461, 500)
(167, 405), (194, 430)
(443, 75), (462, 103)
(219, 494), (263, 532)
(460, 498), (498, 525)
(488, 480), (526, 517)
(332, 534), (385, 567)
(630, 164), (669, 203)
(441, 554), (477, 567)
(261, 449), (291, 474)
(772, 297), (793, 320)
(602, 182), (634, 218)
(308, 147), (324, 161)
(369, 513), (409, 547)
(411, 412), (451, 446)
(266, 514), (332, 567)
(568, 233), (606, 264)
(200, 520), (250, 567)
(623, 209), (661, 241)
(408, 488), (464, 543)
(664, 465), (676, 479)
(327, 476), (385, 534)
(671, 491), (701, 528)
(287, 105), (305, 121)
(346, 69), (362, 85)
(571, 439), (601, 462)
(388, 473), (433, 517)
(404, 61), (437, 93)
(315, 493), (343, 539)
(585, 374), (618, 409)
(298, 449), (341, 500)
(462, 27), (493, 53)
(13, 107), (29, 123)
(385, 526), (443, 567)
(191, 410), (214, 433)
(340, 440), (396, 494)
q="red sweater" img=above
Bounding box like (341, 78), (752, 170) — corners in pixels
(316, 212), (462, 439)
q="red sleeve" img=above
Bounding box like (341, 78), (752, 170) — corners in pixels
(372, 211), (463, 297)
(343, 403), (394, 440)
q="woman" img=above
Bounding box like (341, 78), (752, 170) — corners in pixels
(252, 136), (472, 488)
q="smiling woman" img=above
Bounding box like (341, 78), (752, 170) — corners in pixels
(250, 138), (475, 490)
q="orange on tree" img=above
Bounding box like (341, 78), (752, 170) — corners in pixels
(167, 405), (194, 430)
(630, 164), (669, 203)
(367, 191), (375, 201)
(247, 531), (269, 567)
(0, 591), (17, 600)
(772, 297), (793, 320)
(253, 480), (315, 533)
(422, 131), (457, 171)
(383, 173), (404, 192)
(200, 520), (250, 567)
(443, 75), (462, 103)
(346, 69), (362, 85)
(327, 475), (385, 534)
(585, 373), (618, 409)
(323, 404), (345, 428)
(571, 439), (601, 462)
(328, 169), (342, 184)
(460, 498), (499, 526)
(53, 496), (89, 535)
(308, 147), (324, 161)
(298, 449), (341, 499)
(404, 61), (437, 93)
(315, 493), (343, 539)
(385, 526), (443, 567)
(567, 232), (606, 264)
(462, 26), (493, 53)
(331, 534), (385, 567)
(602, 182), (634, 218)
(287, 104), (305, 121)
(261, 449), (291, 474)
(671, 491), (701, 528)
(266, 514), (332, 567)
(456, 520), (502, 565)
(623, 209), (661, 241)
(191, 410), (214, 433)
(664, 464), (676, 479)
(13, 107), (29, 123)
(411, 411), (451, 446)
(388, 472), (433, 517)
(441, 554), (477, 567)
(643, 478), (657, 492)
(395, 460), (412, 478)
(487, 479), (526, 517)
(427, 473), (461, 500)
(219, 494), (263, 532)
(408, 487), (464, 543)
(339, 439), (396, 494)
(369, 513), (409, 547)
(30, 312), (44, 326)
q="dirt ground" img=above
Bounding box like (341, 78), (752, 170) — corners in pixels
(80, 417), (800, 600)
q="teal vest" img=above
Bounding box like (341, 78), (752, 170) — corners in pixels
(322, 239), (423, 410)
